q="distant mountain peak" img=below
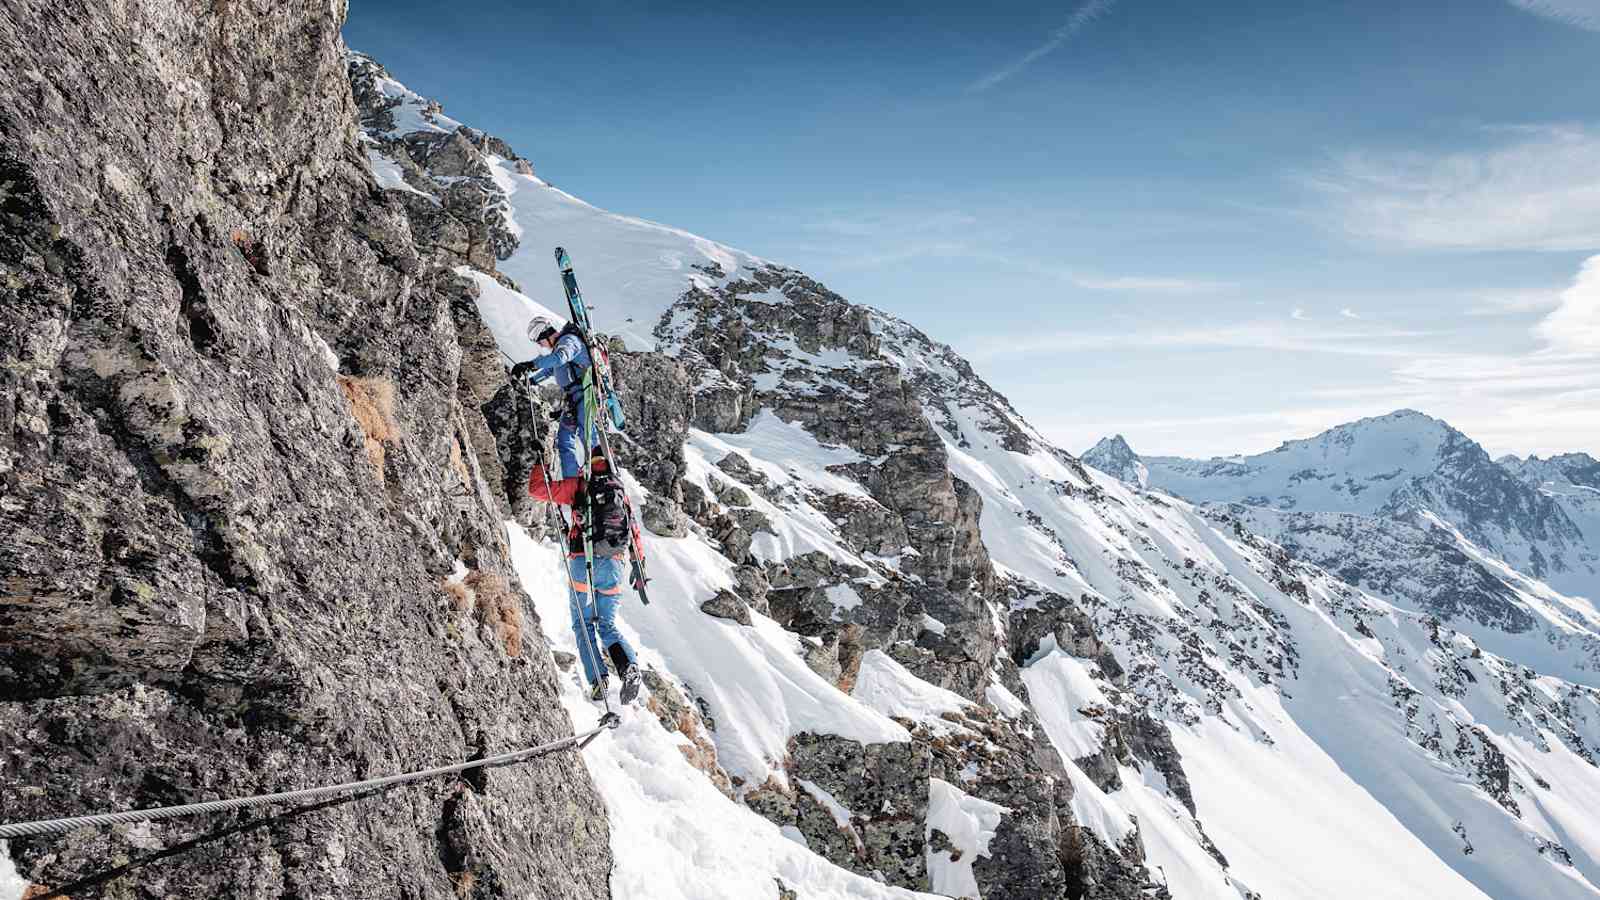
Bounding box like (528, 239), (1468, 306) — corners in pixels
(1083, 434), (1149, 487)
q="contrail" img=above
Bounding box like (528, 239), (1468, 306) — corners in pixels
(1507, 0), (1600, 32)
(967, 0), (1117, 94)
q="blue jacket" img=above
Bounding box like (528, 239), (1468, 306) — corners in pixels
(533, 331), (591, 402)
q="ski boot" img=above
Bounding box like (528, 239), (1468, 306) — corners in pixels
(620, 665), (642, 705)
(589, 677), (609, 702)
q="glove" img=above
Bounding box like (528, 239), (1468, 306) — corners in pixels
(510, 360), (535, 380)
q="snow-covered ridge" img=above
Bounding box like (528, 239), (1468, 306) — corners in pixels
(1129, 410), (1598, 602)
(352, 56), (1600, 900)
(1086, 418), (1600, 675)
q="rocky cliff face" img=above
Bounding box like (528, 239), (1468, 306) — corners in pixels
(0, 3), (608, 897)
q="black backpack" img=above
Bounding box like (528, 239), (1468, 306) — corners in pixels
(581, 468), (631, 556)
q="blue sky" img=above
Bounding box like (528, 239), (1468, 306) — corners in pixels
(346, 0), (1600, 458)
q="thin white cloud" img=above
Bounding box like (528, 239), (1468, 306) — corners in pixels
(967, 0), (1116, 94)
(827, 240), (973, 270)
(1070, 275), (1233, 293)
(803, 211), (979, 237)
(1465, 289), (1565, 316)
(1319, 254), (1600, 454)
(1033, 257), (1600, 459)
(1339, 307), (1362, 319)
(1302, 124), (1600, 251)
(1508, 0), (1600, 31)
(963, 320), (1434, 361)
(1291, 307), (1310, 321)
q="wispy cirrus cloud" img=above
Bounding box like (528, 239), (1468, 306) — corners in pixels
(803, 211), (979, 237)
(1301, 123), (1600, 251)
(963, 319), (1435, 361)
(1070, 275), (1233, 293)
(1466, 289), (1565, 316)
(1073, 255), (1600, 456)
(1508, 0), (1600, 31)
(794, 224), (1234, 292)
(967, 0), (1117, 94)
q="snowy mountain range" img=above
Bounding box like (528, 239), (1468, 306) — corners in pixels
(348, 54), (1600, 900)
(1085, 413), (1600, 683)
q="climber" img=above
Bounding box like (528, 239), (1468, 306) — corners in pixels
(512, 315), (591, 506)
(541, 454), (642, 704)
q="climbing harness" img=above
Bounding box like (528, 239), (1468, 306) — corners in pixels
(0, 713), (620, 840)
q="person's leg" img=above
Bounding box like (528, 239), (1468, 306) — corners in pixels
(556, 403), (581, 480)
(566, 554), (603, 686)
(591, 555), (635, 670)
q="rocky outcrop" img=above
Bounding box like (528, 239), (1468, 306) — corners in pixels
(747, 733), (933, 891)
(0, 3), (607, 897)
(346, 52), (526, 282)
(645, 265), (1168, 897)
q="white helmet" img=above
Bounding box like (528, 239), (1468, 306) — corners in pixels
(526, 316), (559, 344)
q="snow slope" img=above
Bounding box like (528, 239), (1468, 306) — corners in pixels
(507, 527), (933, 900)
(489, 160), (762, 353)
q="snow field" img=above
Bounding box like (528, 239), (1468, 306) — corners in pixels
(0, 843), (26, 900)
(923, 779), (1008, 899)
(487, 157), (763, 353)
(851, 649), (974, 737)
(507, 523), (936, 899)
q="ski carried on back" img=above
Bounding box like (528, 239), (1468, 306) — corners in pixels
(556, 247), (626, 431)
(553, 246), (652, 605)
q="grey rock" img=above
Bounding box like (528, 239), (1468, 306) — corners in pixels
(701, 590), (753, 626)
(0, 5), (608, 897)
(643, 492), (690, 538)
(710, 475), (753, 508)
(734, 564), (772, 615)
(780, 733), (934, 891)
(610, 348), (693, 498)
(733, 506), (776, 537)
(717, 450), (770, 487)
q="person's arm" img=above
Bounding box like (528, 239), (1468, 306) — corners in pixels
(510, 334), (581, 382)
(533, 333), (584, 375)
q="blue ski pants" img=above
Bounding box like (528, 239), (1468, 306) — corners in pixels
(568, 552), (635, 685)
(556, 397), (595, 479)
